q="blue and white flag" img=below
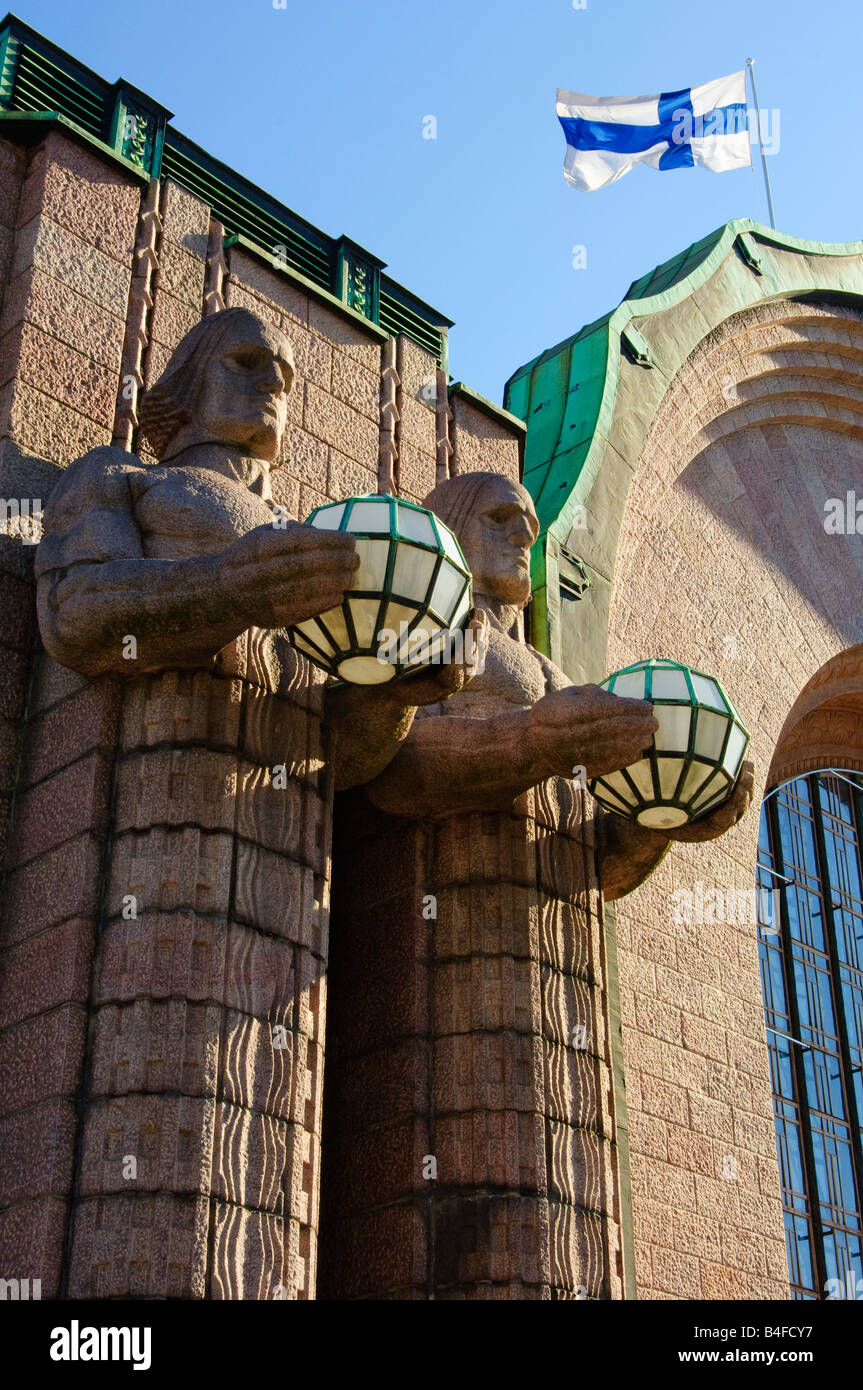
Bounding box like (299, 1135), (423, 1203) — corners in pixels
(556, 71), (750, 191)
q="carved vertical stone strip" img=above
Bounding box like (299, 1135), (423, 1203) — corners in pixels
(112, 178), (161, 450)
(435, 369), (452, 482)
(448, 390), (462, 476)
(204, 221), (227, 317)
(379, 335), (399, 495)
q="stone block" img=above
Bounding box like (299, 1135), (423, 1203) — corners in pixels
(227, 248), (310, 325)
(113, 746), (238, 835)
(399, 390), (435, 455)
(320, 1201), (426, 1298)
(0, 1098), (77, 1202)
(323, 1117), (426, 1213)
(434, 955), (539, 1036)
(210, 1201), (286, 1299)
(308, 298), (381, 371)
(77, 1093), (216, 1196)
(89, 999), (222, 1098)
(0, 917), (95, 1029)
(212, 1102), (296, 1215)
(397, 439), (436, 500)
(433, 879), (537, 960)
(155, 237), (205, 310)
(119, 669), (243, 753)
(232, 843), (324, 953)
(0, 643), (29, 720)
(0, 1005), (87, 1117)
(290, 322), (332, 390)
(0, 377), (110, 466)
(0, 716), (20, 799)
(0, 264), (126, 371)
(0, 569), (36, 653)
(68, 1192), (209, 1298)
(8, 750), (112, 869)
(435, 1192), (549, 1288)
(541, 1040), (612, 1133)
(16, 133), (139, 265)
(326, 447), (376, 501)
(0, 1195), (67, 1295)
(160, 180), (210, 261)
(326, 1038), (428, 1132)
(278, 422), (329, 491)
(0, 137), (25, 232)
(95, 911), (228, 1006)
(20, 679), (121, 789)
(106, 825), (234, 918)
(331, 347), (379, 420)
(435, 1109), (546, 1193)
(1, 833), (102, 947)
(219, 1011), (320, 1126)
(303, 381), (378, 470)
(12, 214), (131, 317)
(149, 284), (199, 350)
(450, 395), (521, 481)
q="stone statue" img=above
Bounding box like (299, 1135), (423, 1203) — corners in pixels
(36, 306), (477, 772)
(320, 469), (753, 1300)
(32, 306), (482, 1300)
(362, 470), (753, 882)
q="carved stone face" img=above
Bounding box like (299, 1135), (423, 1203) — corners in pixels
(191, 318), (295, 463)
(455, 476), (540, 606)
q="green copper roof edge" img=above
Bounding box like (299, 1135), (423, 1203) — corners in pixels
(0, 10), (452, 353)
(518, 218), (863, 548)
(507, 219), (863, 395)
(448, 381), (526, 434)
(225, 234), (390, 343)
(0, 107), (152, 182)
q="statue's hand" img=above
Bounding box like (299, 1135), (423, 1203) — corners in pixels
(221, 521), (360, 628)
(384, 612), (490, 707)
(661, 760), (755, 842)
(529, 683), (658, 780)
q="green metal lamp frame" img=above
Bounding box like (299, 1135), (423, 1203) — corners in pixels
(589, 658), (751, 827)
(287, 493), (472, 683)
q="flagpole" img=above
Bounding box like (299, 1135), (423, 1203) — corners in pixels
(746, 58), (776, 230)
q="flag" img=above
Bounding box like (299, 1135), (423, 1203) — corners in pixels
(556, 71), (751, 191)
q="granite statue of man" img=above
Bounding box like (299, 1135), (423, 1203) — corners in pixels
(32, 306), (482, 1299)
(365, 470), (753, 880)
(320, 470), (753, 1300)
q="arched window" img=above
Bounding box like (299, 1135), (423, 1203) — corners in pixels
(758, 770), (863, 1299)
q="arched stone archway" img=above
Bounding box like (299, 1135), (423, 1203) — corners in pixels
(598, 293), (863, 1301)
(768, 645), (863, 786)
(508, 222), (863, 1301)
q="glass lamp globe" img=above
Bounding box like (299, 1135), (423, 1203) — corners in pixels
(588, 659), (750, 830)
(287, 494), (472, 684)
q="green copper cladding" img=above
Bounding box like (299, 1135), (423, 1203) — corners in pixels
(0, 12), (451, 365)
(505, 220), (863, 671)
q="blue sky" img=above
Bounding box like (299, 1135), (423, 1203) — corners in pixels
(11, 0), (862, 401)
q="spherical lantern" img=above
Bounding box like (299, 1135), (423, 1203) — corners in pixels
(588, 658), (750, 830)
(287, 494), (472, 684)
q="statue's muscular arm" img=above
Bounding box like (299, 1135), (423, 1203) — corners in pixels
(360, 640), (657, 818)
(36, 447), (358, 677)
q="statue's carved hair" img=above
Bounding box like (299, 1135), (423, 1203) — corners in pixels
(138, 307), (294, 460)
(423, 472), (506, 539)
(424, 471), (534, 538)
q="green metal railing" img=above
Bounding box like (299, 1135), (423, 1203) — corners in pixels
(0, 12), (450, 364)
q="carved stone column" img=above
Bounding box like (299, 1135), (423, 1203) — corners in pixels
(68, 631), (330, 1299)
(320, 778), (623, 1299)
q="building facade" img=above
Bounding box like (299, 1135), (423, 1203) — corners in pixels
(506, 228), (863, 1298)
(0, 13), (861, 1299)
